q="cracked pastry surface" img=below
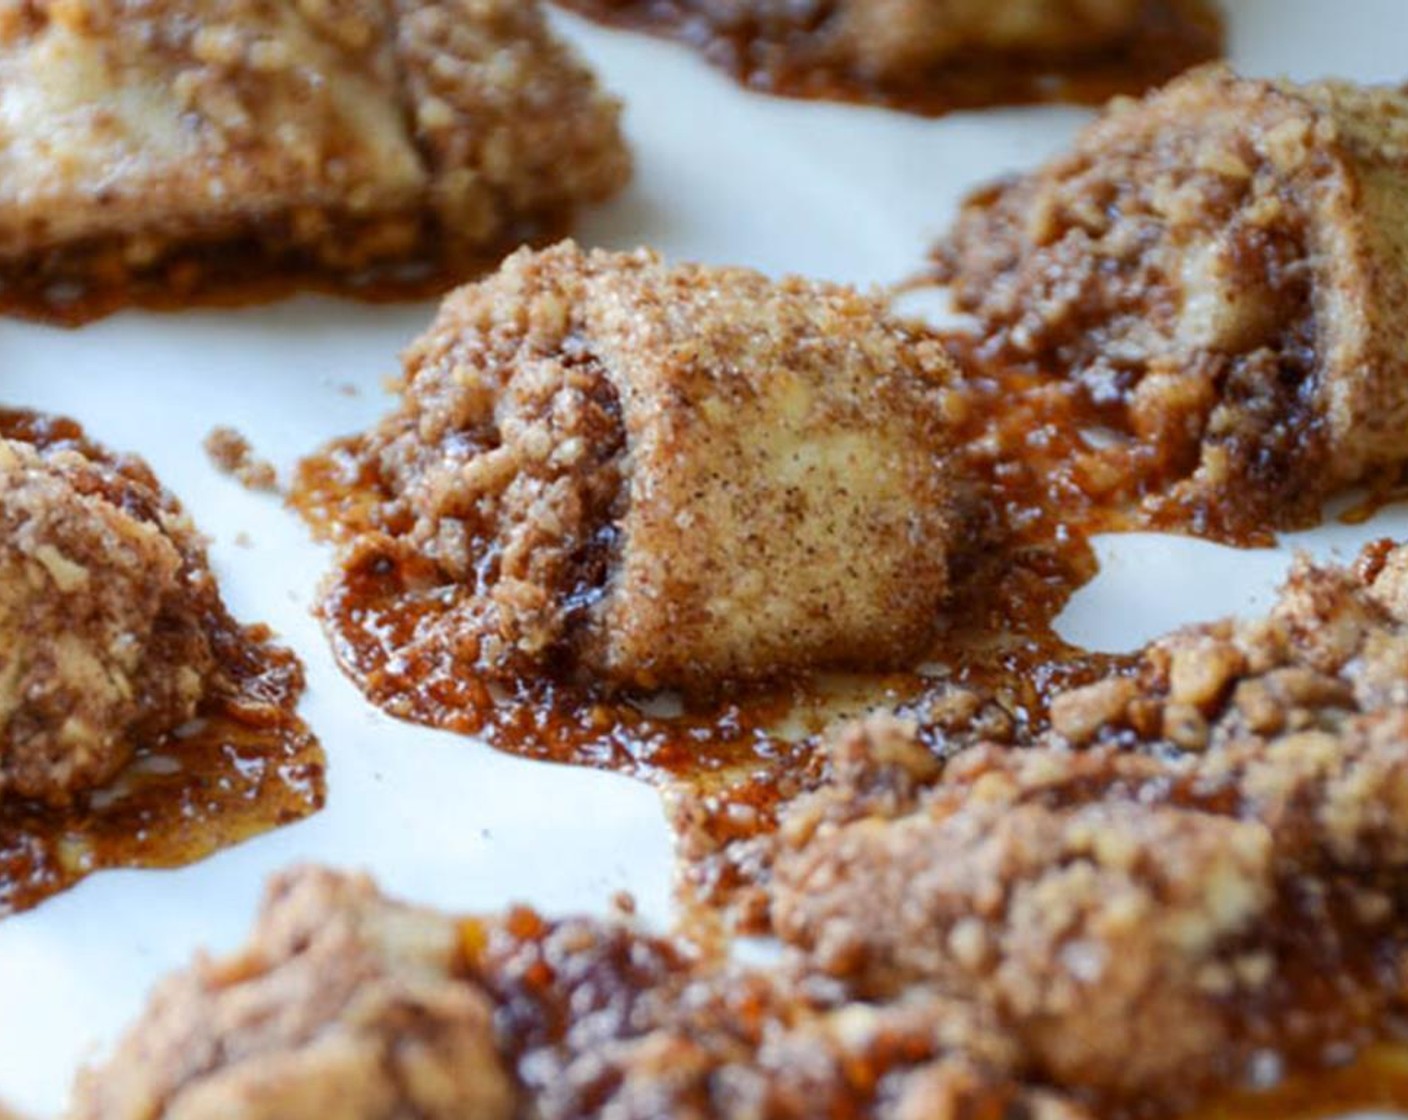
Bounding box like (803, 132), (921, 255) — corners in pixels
(0, 435), (214, 807)
(306, 241), (961, 691)
(0, 0), (628, 310)
(935, 66), (1408, 524)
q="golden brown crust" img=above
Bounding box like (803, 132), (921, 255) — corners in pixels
(770, 543), (1408, 1106)
(0, 436), (214, 806)
(318, 241), (962, 691)
(0, 0), (628, 301)
(829, 0), (1148, 78)
(560, 0), (1223, 117)
(935, 65), (1408, 521)
(69, 867), (518, 1120)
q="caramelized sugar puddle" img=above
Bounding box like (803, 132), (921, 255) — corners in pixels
(291, 326), (1408, 1117)
(0, 411), (325, 915)
(289, 325), (1272, 932)
(556, 0), (1223, 116)
(0, 217), (570, 328)
(457, 904), (1408, 1120)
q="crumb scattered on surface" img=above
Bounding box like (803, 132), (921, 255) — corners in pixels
(204, 427), (279, 493)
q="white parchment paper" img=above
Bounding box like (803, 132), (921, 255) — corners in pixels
(2, 3), (1406, 1113)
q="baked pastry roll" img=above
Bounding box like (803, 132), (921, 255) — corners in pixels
(0, 0), (628, 310)
(312, 242), (961, 691)
(0, 434), (215, 806)
(936, 66), (1408, 518)
(774, 542), (1408, 1105)
(69, 864), (1092, 1120)
(70, 868), (517, 1120)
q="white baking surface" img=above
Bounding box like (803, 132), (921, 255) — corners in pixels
(2, 3), (1408, 1115)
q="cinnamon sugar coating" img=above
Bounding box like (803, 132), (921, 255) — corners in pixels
(72, 544), (1408, 1118)
(0, 435), (214, 806)
(313, 242), (962, 690)
(70, 868), (517, 1120)
(936, 66), (1408, 522)
(0, 0), (628, 295)
(772, 543), (1408, 1107)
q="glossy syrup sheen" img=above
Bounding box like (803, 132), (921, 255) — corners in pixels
(288, 325), (1258, 929)
(1189, 1046), (1408, 1120)
(0, 411), (325, 914)
(452, 903), (1408, 1120)
(0, 217), (572, 328)
(290, 326), (1408, 1118)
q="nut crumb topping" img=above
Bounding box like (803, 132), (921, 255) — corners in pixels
(315, 241), (960, 691)
(0, 435), (215, 806)
(67, 543), (1408, 1118)
(0, 0), (629, 310)
(936, 66), (1408, 526)
(204, 426), (278, 493)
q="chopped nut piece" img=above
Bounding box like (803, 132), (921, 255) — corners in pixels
(204, 427), (278, 493)
(1167, 638), (1243, 710)
(1048, 676), (1137, 743)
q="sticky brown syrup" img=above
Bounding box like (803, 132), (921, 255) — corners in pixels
(0, 217), (571, 328)
(557, 0), (1223, 116)
(289, 324), (1259, 932)
(0, 411), (325, 914)
(290, 321), (1408, 1117)
(1188, 1045), (1408, 1120)
(452, 904), (1408, 1120)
